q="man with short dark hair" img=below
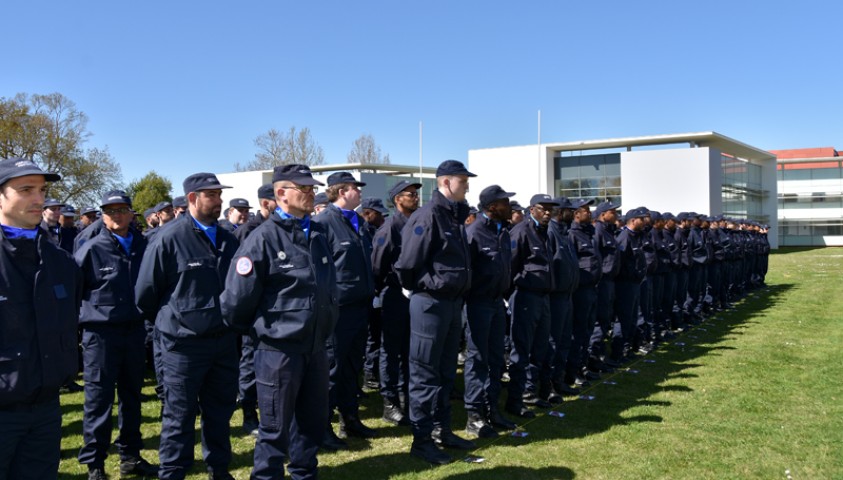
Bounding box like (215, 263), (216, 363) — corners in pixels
(220, 198), (251, 232)
(0, 157), (82, 480)
(395, 160), (477, 464)
(463, 185), (517, 438)
(359, 197), (389, 392)
(172, 196), (187, 218)
(371, 180), (422, 428)
(313, 172), (377, 447)
(613, 208), (648, 362)
(135, 172), (240, 480)
(41, 197), (64, 245)
(221, 164), (337, 480)
(76, 190), (158, 480)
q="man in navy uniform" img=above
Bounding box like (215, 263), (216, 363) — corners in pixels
(172, 196), (187, 218)
(219, 198), (251, 232)
(463, 185), (518, 438)
(371, 179), (422, 428)
(135, 172), (240, 480)
(58, 205), (79, 253)
(359, 197), (389, 391)
(507, 194), (559, 416)
(233, 183), (277, 436)
(589, 201), (621, 372)
(40, 197), (64, 245)
(75, 190), (158, 480)
(0, 157), (82, 480)
(613, 208), (648, 361)
(313, 171), (377, 447)
(221, 164), (337, 480)
(395, 160), (476, 464)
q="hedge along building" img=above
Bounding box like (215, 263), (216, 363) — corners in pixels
(467, 131), (778, 248)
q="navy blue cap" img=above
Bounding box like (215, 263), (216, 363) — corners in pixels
(626, 207), (650, 219)
(229, 198), (251, 209)
(662, 212), (675, 221)
(388, 180), (423, 200)
(510, 200), (524, 212)
(143, 208), (155, 218)
(172, 196), (187, 208)
(257, 184), (274, 200)
(468, 206), (479, 215)
(43, 198), (65, 208)
(688, 211), (700, 219)
(153, 201), (172, 213)
(529, 194), (560, 207)
(183, 172), (231, 195)
(60, 205), (77, 216)
(435, 160), (476, 177)
(313, 192), (329, 206)
(649, 210), (662, 221)
(0, 157), (61, 186)
(272, 164), (323, 186)
(327, 171), (366, 187)
(80, 206), (99, 215)
(361, 198), (389, 215)
(593, 200), (619, 217)
(100, 190), (132, 208)
(556, 197), (593, 210)
(479, 185), (516, 208)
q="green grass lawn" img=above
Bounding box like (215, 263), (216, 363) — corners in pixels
(57, 247), (843, 479)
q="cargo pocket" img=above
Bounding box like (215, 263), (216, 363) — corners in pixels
(410, 331), (436, 365)
(255, 378), (280, 431)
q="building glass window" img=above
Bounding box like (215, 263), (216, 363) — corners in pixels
(553, 153), (621, 204)
(722, 155), (764, 221)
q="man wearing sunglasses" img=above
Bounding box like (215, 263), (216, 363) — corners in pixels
(75, 190), (158, 480)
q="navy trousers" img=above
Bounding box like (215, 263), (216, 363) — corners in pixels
(507, 290), (550, 409)
(252, 348), (328, 480)
(78, 323), (147, 468)
(590, 279), (615, 360)
(327, 300), (369, 417)
(542, 292), (573, 386)
(379, 286), (410, 404)
(570, 285), (598, 376)
(408, 293), (462, 439)
(158, 332), (238, 480)
(0, 397), (61, 480)
(612, 280), (641, 360)
(463, 297), (506, 414)
(239, 334), (257, 412)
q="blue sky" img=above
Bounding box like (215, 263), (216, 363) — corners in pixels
(4, 1), (841, 191)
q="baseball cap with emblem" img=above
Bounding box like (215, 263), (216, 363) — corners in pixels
(361, 198), (389, 215)
(257, 184), (274, 200)
(593, 200), (619, 217)
(388, 180), (423, 200)
(479, 185), (516, 208)
(100, 190), (132, 208)
(60, 205), (78, 217)
(43, 198), (65, 208)
(182, 172), (231, 195)
(229, 198), (251, 209)
(0, 157), (61, 186)
(153, 201), (173, 213)
(272, 164), (324, 186)
(172, 196), (188, 208)
(435, 160), (476, 177)
(327, 171), (366, 187)
(529, 194), (560, 207)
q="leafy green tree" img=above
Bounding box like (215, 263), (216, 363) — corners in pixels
(0, 92), (122, 207)
(126, 171), (173, 227)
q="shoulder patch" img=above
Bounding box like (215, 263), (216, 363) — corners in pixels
(236, 256), (253, 276)
(414, 226), (424, 235)
(377, 237), (386, 246)
(511, 240), (517, 249)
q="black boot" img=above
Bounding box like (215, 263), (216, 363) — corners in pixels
(120, 456), (158, 476)
(465, 410), (498, 438)
(242, 406), (259, 437)
(432, 426), (476, 450)
(339, 412), (377, 439)
(383, 398), (409, 426)
(410, 438), (452, 465)
(322, 427), (349, 451)
(488, 408), (517, 430)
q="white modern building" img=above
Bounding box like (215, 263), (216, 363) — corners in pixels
(772, 147), (843, 246)
(467, 131), (778, 248)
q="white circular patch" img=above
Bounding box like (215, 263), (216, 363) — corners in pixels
(277, 251), (287, 260)
(236, 256), (253, 276)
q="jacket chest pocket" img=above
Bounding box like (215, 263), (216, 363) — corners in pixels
(175, 256), (218, 311)
(0, 288), (33, 352)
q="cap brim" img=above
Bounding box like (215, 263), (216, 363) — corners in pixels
(292, 177), (324, 186)
(195, 184), (232, 190)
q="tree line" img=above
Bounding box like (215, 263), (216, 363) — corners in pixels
(1, 92), (392, 216)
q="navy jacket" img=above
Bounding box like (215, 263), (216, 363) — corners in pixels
(664, 227), (681, 268)
(548, 219), (579, 294)
(568, 220), (602, 288)
(0, 229), (82, 406)
(510, 219), (554, 294)
(135, 212), (239, 338)
(466, 213), (511, 300)
(688, 226), (708, 265)
(640, 225), (658, 275)
(615, 226), (647, 283)
(371, 211), (409, 292)
(221, 212), (338, 354)
(75, 219), (104, 253)
(594, 220), (621, 279)
(234, 211), (268, 243)
(395, 189), (471, 300)
(311, 204), (374, 306)
(652, 228), (673, 274)
(75, 228), (147, 326)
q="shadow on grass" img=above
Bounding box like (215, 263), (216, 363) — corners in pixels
(772, 246), (829, 255)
